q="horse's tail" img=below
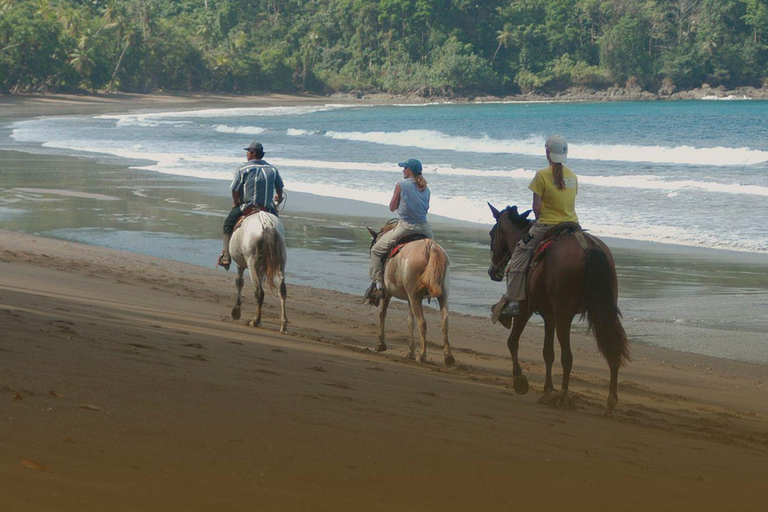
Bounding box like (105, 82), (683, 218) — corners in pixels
(584, 248), (630, 367)
(419, 241), (448, 298)
(257, 221), (285, 292)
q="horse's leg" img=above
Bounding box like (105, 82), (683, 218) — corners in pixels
(554, 313), (575, 409)
(405, 298), (415, 360)
(507, 313), (532, 395)
(248, 260), (265, 327)
(437, 295), (454, 367)
(537, 315), (559, 406)
(278, 271), (288, 334)
(607, 361), (620, 416)
(231, 266), (245, 320)
(376, 296), (391, 352)
(410, 299), (428, 363)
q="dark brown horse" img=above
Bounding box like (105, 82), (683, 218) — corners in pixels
(487, 203), (629, 414)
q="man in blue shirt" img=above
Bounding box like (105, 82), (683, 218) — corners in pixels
(218, 141), (284, 270)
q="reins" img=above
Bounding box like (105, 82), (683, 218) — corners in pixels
(490, 222), (514, 276)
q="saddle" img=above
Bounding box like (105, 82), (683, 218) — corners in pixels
(387, 233), (428, 259)
(529, 222), (591, 273)
(233, 205), (268, 233)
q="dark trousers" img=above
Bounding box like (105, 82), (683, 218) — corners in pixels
(223, 207), (243, 235)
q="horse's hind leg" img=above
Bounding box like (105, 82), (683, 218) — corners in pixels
(405, 299), (415, 360)
(607, 361), (620, 416)
(247, 260), (265, 327)
(437, 295), (454, 367)
(376, 296), (391, 352)
(537, 315), (559, 406)
(278, 271), (288, 334)
(507, 313), (532, 394)
(410, 299), (428, 363)
(554, 314), (575, 409)
(231, 266), (246, 320)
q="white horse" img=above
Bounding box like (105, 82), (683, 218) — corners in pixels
(230, 211), (288, 333)
(368, 225), (454, 366)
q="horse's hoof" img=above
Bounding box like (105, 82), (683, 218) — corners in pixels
(375, 343), (387, 353)
(556, 393), (574, 410)
(444, 354), (455, 367)
(418, 353), (427, 363)
(249, 320), (261, 328)
(231, 307), (241, 320)
(280, 325), (288, 334)
(513, 374), (529, 395)
(606, 396), (618, 416)
(538, 391), (558, 406)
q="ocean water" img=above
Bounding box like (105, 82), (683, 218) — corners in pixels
(2, 100), (768, 364)
(7, 100), (768, 253)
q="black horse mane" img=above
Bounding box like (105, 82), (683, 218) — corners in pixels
(499, 205), (532, 229)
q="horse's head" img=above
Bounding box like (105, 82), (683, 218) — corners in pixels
(367, 219), (398, 250)
(487, 202), (532, 281)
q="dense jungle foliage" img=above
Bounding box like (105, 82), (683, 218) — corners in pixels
(1, 0), (767, 95)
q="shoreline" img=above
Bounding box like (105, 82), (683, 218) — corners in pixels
(3, 82), (768, 121)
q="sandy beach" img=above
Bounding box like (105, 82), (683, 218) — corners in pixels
(1, 93), (768, 510)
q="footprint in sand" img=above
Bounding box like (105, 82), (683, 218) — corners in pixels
(325, 381), (353, 390)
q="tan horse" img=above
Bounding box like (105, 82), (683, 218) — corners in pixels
(367, 224), (454, 366)
(230, 211), (288, 333)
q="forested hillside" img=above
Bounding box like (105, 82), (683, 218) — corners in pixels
(1, 0), (767, 95)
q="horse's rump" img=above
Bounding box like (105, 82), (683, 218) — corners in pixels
(418, 240), (448, 298)
(257, 218), (285, 292)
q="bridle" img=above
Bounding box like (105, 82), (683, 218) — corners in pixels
(489, 220), (513, 279)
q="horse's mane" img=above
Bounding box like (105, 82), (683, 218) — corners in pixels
(499, 205), (532, 229)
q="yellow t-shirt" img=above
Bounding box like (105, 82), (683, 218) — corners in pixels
(528, 165), (578, 225)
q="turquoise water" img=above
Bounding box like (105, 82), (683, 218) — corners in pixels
(7, 100), (768, 253)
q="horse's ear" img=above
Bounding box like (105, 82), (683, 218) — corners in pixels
(520, 209), (532, 219)
(367, 227), (378, 238)
(487, 202), (500, 220)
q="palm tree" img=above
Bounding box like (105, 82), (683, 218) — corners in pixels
(492, 26), (514, 63)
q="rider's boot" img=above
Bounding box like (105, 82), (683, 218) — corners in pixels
(491, 298), (520, 327)
(218, 234), (232, 270)
(363, 281), (384, 306)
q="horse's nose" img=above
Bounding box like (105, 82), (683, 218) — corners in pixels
(488, 266), (503, 282)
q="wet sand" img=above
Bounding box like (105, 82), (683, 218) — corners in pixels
(2, 94), (768, 509)
(1, 230), (767, 511)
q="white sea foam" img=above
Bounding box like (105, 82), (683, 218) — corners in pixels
(213, 124), (267, 135)
(94, 104), (361, 127)
(701, 95), (750, 101)
(281, 179), (768, 253)
(286, 128), (322, 136)
(323, 129), (768, 166)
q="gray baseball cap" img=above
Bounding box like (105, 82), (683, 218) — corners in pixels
(545, 135), (567, 163)
(243, 141), (264, 154)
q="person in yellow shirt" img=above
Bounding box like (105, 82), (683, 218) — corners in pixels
(494, 134), (578, 320)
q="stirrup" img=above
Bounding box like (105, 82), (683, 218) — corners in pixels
(216, 251), (231, 271)
(362, 283), (382, 306)
(490, 300), (519, 328)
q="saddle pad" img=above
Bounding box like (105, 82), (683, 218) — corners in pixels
(396, 233), (428, 246)
(532, 240), (554, 263)
(233, 206), (268, 232)
(387, 234), (428, 259)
